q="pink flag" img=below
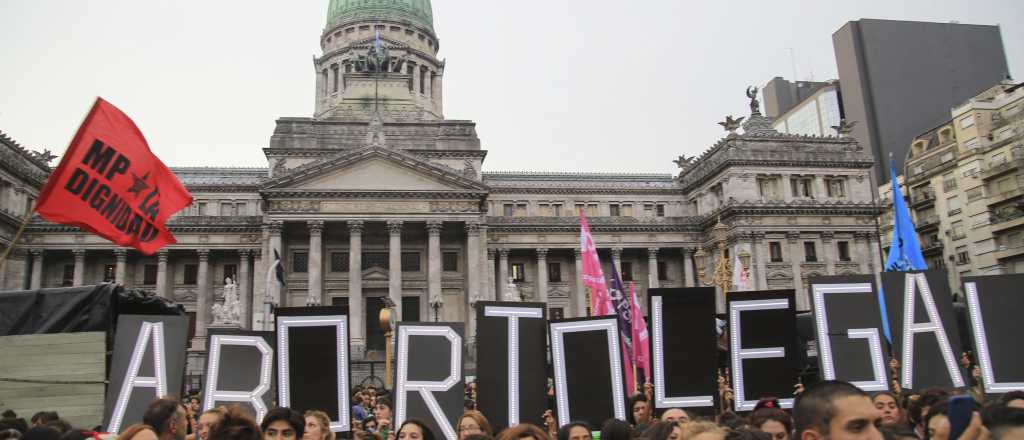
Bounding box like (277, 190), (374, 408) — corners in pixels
(580, 209), (612, 316)
(629, 282), (650, 382)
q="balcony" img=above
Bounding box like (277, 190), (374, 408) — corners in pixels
(993, 243), (1024, 261)
(911, 191), (936, 208)
(986, 187), (1024, 207)
(916, 215), (941, 231)
(991, 209), (1024, 233)
(980, 149), (1024, 180)
(921, 241), (944, 255)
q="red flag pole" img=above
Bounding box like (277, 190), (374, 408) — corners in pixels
(0, 209), (34, 263)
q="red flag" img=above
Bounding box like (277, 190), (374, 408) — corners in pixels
(579, 209), (612, 316)
(628, 282), (650, 382)
(35, 98), (192, 255)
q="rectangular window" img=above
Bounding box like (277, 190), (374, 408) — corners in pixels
(197, 202), (208, 216)
(503, 204), (514, 217)
(769, 242), (783, 262)
(956, 245), (970, 265)
(442, 252), (458, 272)
(401, 252), (420, 272)
(548, 263), (562, 282)
(609, 204), (621, 217)
(964, 138), (980, 149)
(622, 204), (633, 217)
(837, 241), (851, 262)
(144, 264), (158, 285)
(758, 177), (773, 198)
(657, 261), (668, 281)
(587, 204), (598, 217)
(951, 220), (965, 239)
(791, 177), (814, 198)
(804, 242), (818, 262)
(220, 202), (235, 216)
(575, 203), (586, 215)
(362, 252), (388, 270)
(331, 253), (350, 272)
(621, 262), (633, 282)
(103, 264), (116, 282)
(515, 203), (527, 216)
(947, 196), (962, 215)
(292, 252), (308, 273)
(549, 307), (565, 320)
(644, 204), (654, 217)
(62, 265), (74, 286)
(551, 204), (562, 216)
(511, 263), (526, 282)
(940, 151), (955, 163)
(236, 202), (248, 216)
(538, 203), (550, 216)
(826, 178), (846, 198)
(223, 264), (237, 282)
(960, 114), (975, 129)
(184, 264), (198, 285)
(656, 204), (666, 217)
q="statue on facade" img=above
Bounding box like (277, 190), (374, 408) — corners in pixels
(672, 154), (696, 170)
(30, 149), (58, 165)
(273, 158), (288, 176)
(831, 119), (858, 137)
(212, 276), (241, 326)
(503, 277), (521, 302)
(718, 115), (745, 133)
(746, 86), (761, 115)
(366, 114), (387, 146)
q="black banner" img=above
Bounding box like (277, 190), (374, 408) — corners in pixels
(808, 275), (890, 391)
(963, 275), (1024, 395)
(475, 302), (547, 431)
(102, 314), (188, 433)
(648, 288), (717, 410)
(395, 322), (465, 440)
(549, 317), (627, 428)
(203, 330), (276, 421)
(727, 290), (799, 412)
(881, 271), (966, 391)
(275, 307), (351, 432)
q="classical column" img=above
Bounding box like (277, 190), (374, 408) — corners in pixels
(72, 249), (86, 287)
(479, 225), (491, 300)
(307, 220), (324, 306)
(114, 249), (128, 285)
(868, 232), (883, 286)
(611, 247), (623, 276)
(573, 249), (586, 317)
(753, 234), (768, 290)
(426, 220), (443, 315)
(238, 250), (251, 329)
(156, 250), (168, 297)
(348, 220), (365, 351)
(251, 250), (263, 329)
(683, 248), (695, 288)
(466, 221), (482, 305)
(197, 249), (211, 339)
(486, 248), (497, 302)
(787, 232), (806, 310)
(387, 220), (404, 320)
(267, 221), (284, 306)
(535, 248), (549, 303)
(29, 249), (43, 290)
(647, 247), (659, 289)
(854, 232), (870, 274)
(821, 232), (836, 275)
(498, 248), (510, 300)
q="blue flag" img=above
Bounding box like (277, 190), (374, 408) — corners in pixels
(878, 158), (928, 343)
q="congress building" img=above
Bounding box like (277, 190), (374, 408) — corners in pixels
(0, 0), (883, 385)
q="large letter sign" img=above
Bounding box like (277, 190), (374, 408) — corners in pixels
(648, 288), (717, 409)
(476, 302), (547, 431)
(808, 276), (890, 391)
(728, 290), (799, 412)
(103, 315), (188, 433)
(881, 271), (965, 391)
(203, 330), (275, 421)
(276, 307), (350, 432)
(963, 275), (1024, 394)
(549, 317), (627, 428)
(396, 323), (465, 440)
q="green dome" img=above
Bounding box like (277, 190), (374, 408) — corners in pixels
(327, 0), (434, 33)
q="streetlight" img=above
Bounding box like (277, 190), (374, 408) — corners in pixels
(430, 296), (444, 322)
(378, 297), (397, 389)
(695, 218), (737, 293)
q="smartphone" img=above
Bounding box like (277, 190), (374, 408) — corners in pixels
(948, 394), (977, 440)
(590, 431), (600, 440)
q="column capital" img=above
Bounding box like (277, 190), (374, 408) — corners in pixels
(647, 247), (659, 258)
(307, 220), (324, 235)
(498, 248), (510, 258)
(426, 220), (443, 235)
(573, 248), (582, 258)
(239, 249), (252, 260)
(251, 249), (262, 259)
(197, 249), (210, 261)
(157, 249), (169, 261)
(265, 221), (284, 235)
(682, 247), (695, 256)
(348, 220), (365, 234)
(72, 249), (87, 258)
(114, 248), (128, 259)
(536, 248), (548, 259)
(821, 231), (834, 242)
(387, 220), (404, 235)
(466, 221), (481, 236)
(611, 247), (623, 259)
(487, 248), (497, 259)
(29, 249), (43, 258)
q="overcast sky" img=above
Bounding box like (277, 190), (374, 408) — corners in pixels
(1, 0), (1021, 174)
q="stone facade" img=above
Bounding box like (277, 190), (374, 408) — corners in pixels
(3, 2), (883, 386)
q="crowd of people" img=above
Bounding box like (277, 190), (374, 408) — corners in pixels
(3, 379), (1024, 440)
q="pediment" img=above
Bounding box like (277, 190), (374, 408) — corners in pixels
(262, 147), (488, 193)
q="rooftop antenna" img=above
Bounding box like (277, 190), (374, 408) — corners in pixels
(787, 48), (798, 81)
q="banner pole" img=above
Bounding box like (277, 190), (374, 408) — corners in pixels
(0, 211), (32, 264)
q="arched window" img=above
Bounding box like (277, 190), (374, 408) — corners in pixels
(331, 64), (340, 93)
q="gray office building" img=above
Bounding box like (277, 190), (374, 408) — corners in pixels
(833, 19), (1011, 183)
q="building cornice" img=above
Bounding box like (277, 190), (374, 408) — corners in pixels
(261, 189), (488, 199)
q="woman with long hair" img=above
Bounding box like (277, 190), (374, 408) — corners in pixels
(302, 411), (335, 440)
(457, 412), (492, 440)
(397, 420), (436, 440)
